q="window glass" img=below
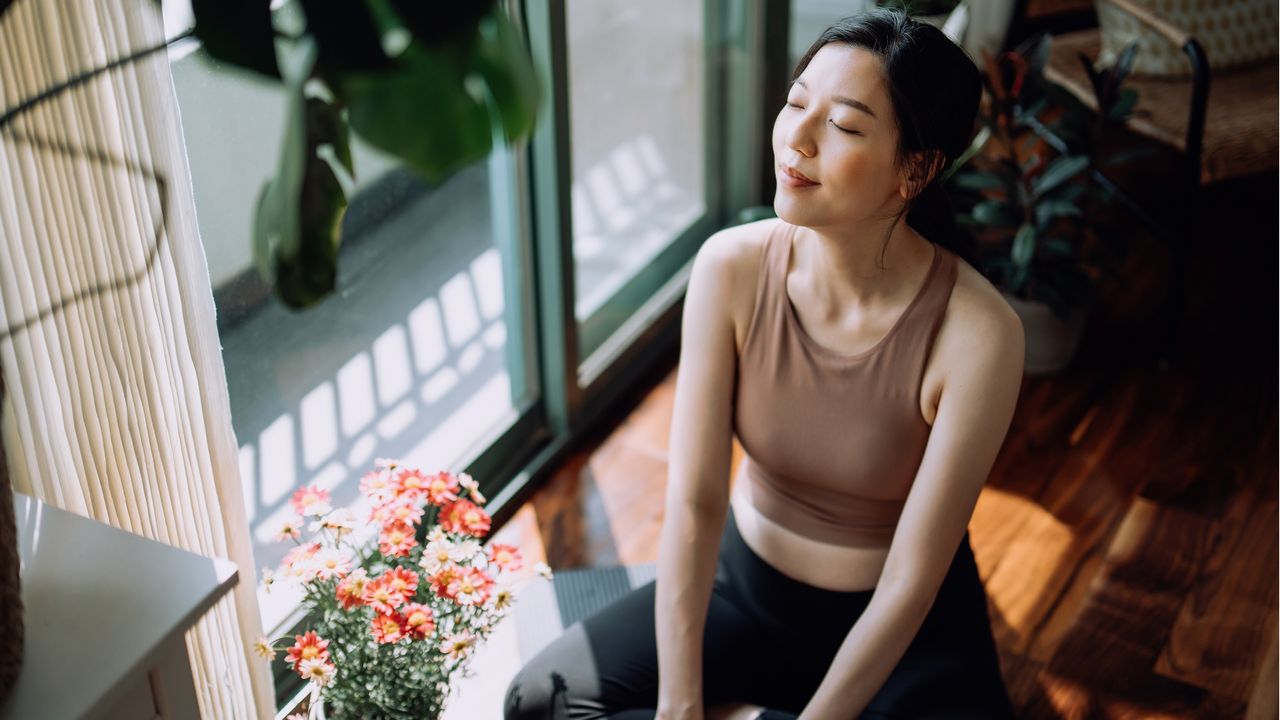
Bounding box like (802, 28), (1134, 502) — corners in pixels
(171, 49), (522, 633)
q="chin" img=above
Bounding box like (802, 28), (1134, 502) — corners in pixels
(772, 196), (820, 228)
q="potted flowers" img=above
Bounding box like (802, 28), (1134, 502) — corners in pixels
(256, 460), (549, 719)
(947, 33), (1141, 374)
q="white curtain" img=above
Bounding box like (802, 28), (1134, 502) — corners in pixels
(0, 0), (273, 717)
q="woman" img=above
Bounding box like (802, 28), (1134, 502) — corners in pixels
(505, 9), (1023, 719)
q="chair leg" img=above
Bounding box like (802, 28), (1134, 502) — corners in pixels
(1155, 176), (1198, 372)
(1155, 230), (1186, 371)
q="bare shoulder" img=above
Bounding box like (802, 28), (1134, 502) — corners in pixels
(695, 217), (781, 354)
(936, 253), (1026, 380)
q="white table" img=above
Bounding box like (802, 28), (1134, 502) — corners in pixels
(1, 492), (238, 720)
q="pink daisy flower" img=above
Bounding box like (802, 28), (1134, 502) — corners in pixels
(400, 603), (435, 639)
(281, 541), (322, 571)
(447, 567), (494, 606)
(394, 468), (430, 500)
(284, 631), (330, 671)
(486, 543), (524, 572)
(439, 499), (492, 538)
(361, 576), (404, 615)
(423, 471), (461, 506)
(371, 496), (425, 527)
(335, 569), (370, 610)
(429, 565), (462, 600)
(386, 566), (419, 598)
(379, 520), (418, 558)
(371, 611), (406, 645)
(289, 485), (332, 517)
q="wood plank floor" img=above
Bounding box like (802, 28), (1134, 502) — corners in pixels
(487, 172), (1279, 718)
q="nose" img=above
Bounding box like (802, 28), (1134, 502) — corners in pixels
(781, 106), (818, 158)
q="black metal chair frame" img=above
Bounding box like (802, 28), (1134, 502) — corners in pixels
(1033, 0), (1210, 370)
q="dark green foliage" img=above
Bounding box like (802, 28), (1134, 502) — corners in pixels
(946, 33), (1144, 322)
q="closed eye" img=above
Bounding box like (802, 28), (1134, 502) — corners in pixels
(786, 102), (861, 135)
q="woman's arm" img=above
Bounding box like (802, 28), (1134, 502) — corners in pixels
(656, 228), (754, 720)
(799, 292), (1026, 720)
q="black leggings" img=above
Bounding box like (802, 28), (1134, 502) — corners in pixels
(503, 510), (1014, 719)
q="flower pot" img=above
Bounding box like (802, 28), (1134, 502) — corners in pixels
(1001, 291), (1088, 376)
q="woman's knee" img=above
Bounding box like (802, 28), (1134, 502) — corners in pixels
(502, 623), (611, 719)
(502, 662), (563, 720)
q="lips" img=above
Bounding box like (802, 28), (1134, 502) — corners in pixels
(778, 165), (819, 187)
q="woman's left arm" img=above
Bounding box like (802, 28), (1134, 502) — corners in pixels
(799, 298), (1026, 720)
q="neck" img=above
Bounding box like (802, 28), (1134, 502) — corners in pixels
(792, 216), (935, 308)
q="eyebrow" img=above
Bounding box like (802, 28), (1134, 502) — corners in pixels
(793, 79), (878, 119)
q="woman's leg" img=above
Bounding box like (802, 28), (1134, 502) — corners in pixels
(503, 568), (768, 719)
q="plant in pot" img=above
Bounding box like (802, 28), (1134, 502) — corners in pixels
(0, 0), (541, 311)
(945, 32), (1142, 375)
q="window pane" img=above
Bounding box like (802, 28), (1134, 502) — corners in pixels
(567, 0), (706, 323)
(171, 50), (525, 633)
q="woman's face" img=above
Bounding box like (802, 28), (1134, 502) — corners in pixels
(772, 43), (907, 229)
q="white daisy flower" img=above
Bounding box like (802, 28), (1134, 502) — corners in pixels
(457, 472), (486, 504)
(419, 537), (466, 574)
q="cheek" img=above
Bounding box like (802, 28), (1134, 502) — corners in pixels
(770, 110), (788, 154)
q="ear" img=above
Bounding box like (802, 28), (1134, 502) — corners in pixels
(898, 150), (947, 201)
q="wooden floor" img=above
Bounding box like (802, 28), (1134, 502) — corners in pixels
(487, 172), (1279, 718)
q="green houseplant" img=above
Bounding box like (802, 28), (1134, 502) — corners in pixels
(945, 32), (1142, 374)
(0, 0), (541, 311)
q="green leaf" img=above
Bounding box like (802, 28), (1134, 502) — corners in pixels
(1042, 236), (1075, 257)
(972, 199), (1021, 228)
(1031, 155), (1089, 199)
(1020, 151), (1041, 174)
(190, 0), (279, 79)
(468, 9), (541, 143)
(1100, 144), (1157, 166)
(1034, 199), (1081, 228)
(1011, 222), (1037, 268)
(942, 124), (991, 180)
(1007, 263), (1029, 294)
(341, 40), (493, 185)
(950, 169), (1007, 192)
(1108, 88), (1138, 121)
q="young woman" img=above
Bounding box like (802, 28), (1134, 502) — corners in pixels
(505, 9), (1023, 719)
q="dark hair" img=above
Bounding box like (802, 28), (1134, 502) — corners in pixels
(791, 8), (981, 268)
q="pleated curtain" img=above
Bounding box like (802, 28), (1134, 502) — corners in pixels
(0, 0), (274, 716)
